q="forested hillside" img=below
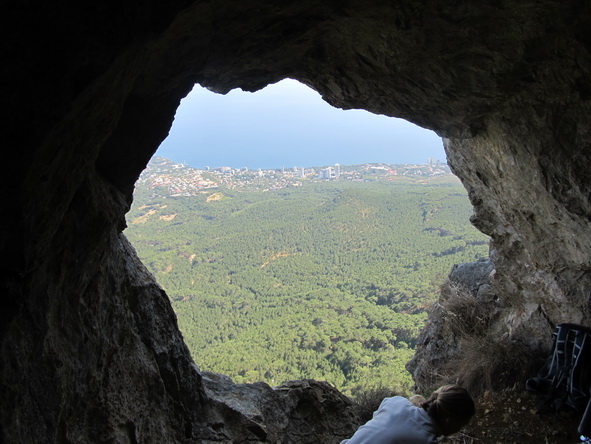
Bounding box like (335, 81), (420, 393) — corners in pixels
(125, 158), (489, 395)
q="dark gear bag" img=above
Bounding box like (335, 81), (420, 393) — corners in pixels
(526, 323), (591, 437)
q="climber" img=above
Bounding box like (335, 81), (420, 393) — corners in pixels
(341, 385), (475, 444)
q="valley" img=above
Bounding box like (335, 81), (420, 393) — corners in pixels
(125, 157), (489, 396)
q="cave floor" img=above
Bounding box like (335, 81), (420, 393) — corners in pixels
(444, 385), (582, 444)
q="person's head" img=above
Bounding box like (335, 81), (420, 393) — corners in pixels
(421, 385), (475, 436)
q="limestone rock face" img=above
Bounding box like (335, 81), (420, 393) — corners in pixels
(201, 373), (360, 442)
(2, 0), (591, 442)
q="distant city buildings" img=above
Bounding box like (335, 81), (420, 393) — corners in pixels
(139, 157), (451, 197)
(317, 164), (342, 180)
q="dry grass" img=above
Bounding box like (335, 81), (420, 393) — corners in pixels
(444, 334), (539, 395)
(434, 283), (540, 395)
(438, 282), (495, 338)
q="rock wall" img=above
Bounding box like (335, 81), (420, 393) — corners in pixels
(2, 0), (591, 442)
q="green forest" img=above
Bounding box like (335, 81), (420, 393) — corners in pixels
(125, 164), (489, 396)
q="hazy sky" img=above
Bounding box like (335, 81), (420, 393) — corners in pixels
(156, 79), (445, 170)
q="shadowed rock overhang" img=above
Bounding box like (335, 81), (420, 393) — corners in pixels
(2, 1), (591, 442)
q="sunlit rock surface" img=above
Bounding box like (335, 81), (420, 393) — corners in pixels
(2, 0), (591, 442)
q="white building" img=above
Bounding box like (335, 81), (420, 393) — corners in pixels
(318, 167), (333, 179)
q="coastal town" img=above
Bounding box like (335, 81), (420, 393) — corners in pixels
(137, 156), (453, 197)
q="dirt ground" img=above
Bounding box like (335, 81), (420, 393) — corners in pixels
(444, 385), (585, 444)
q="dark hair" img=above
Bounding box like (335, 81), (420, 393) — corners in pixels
(421, 385), (475, 435)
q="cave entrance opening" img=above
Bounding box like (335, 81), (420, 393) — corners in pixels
(124, 78), (488, 397)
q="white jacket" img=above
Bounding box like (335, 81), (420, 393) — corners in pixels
(341, 396), (439, 444)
